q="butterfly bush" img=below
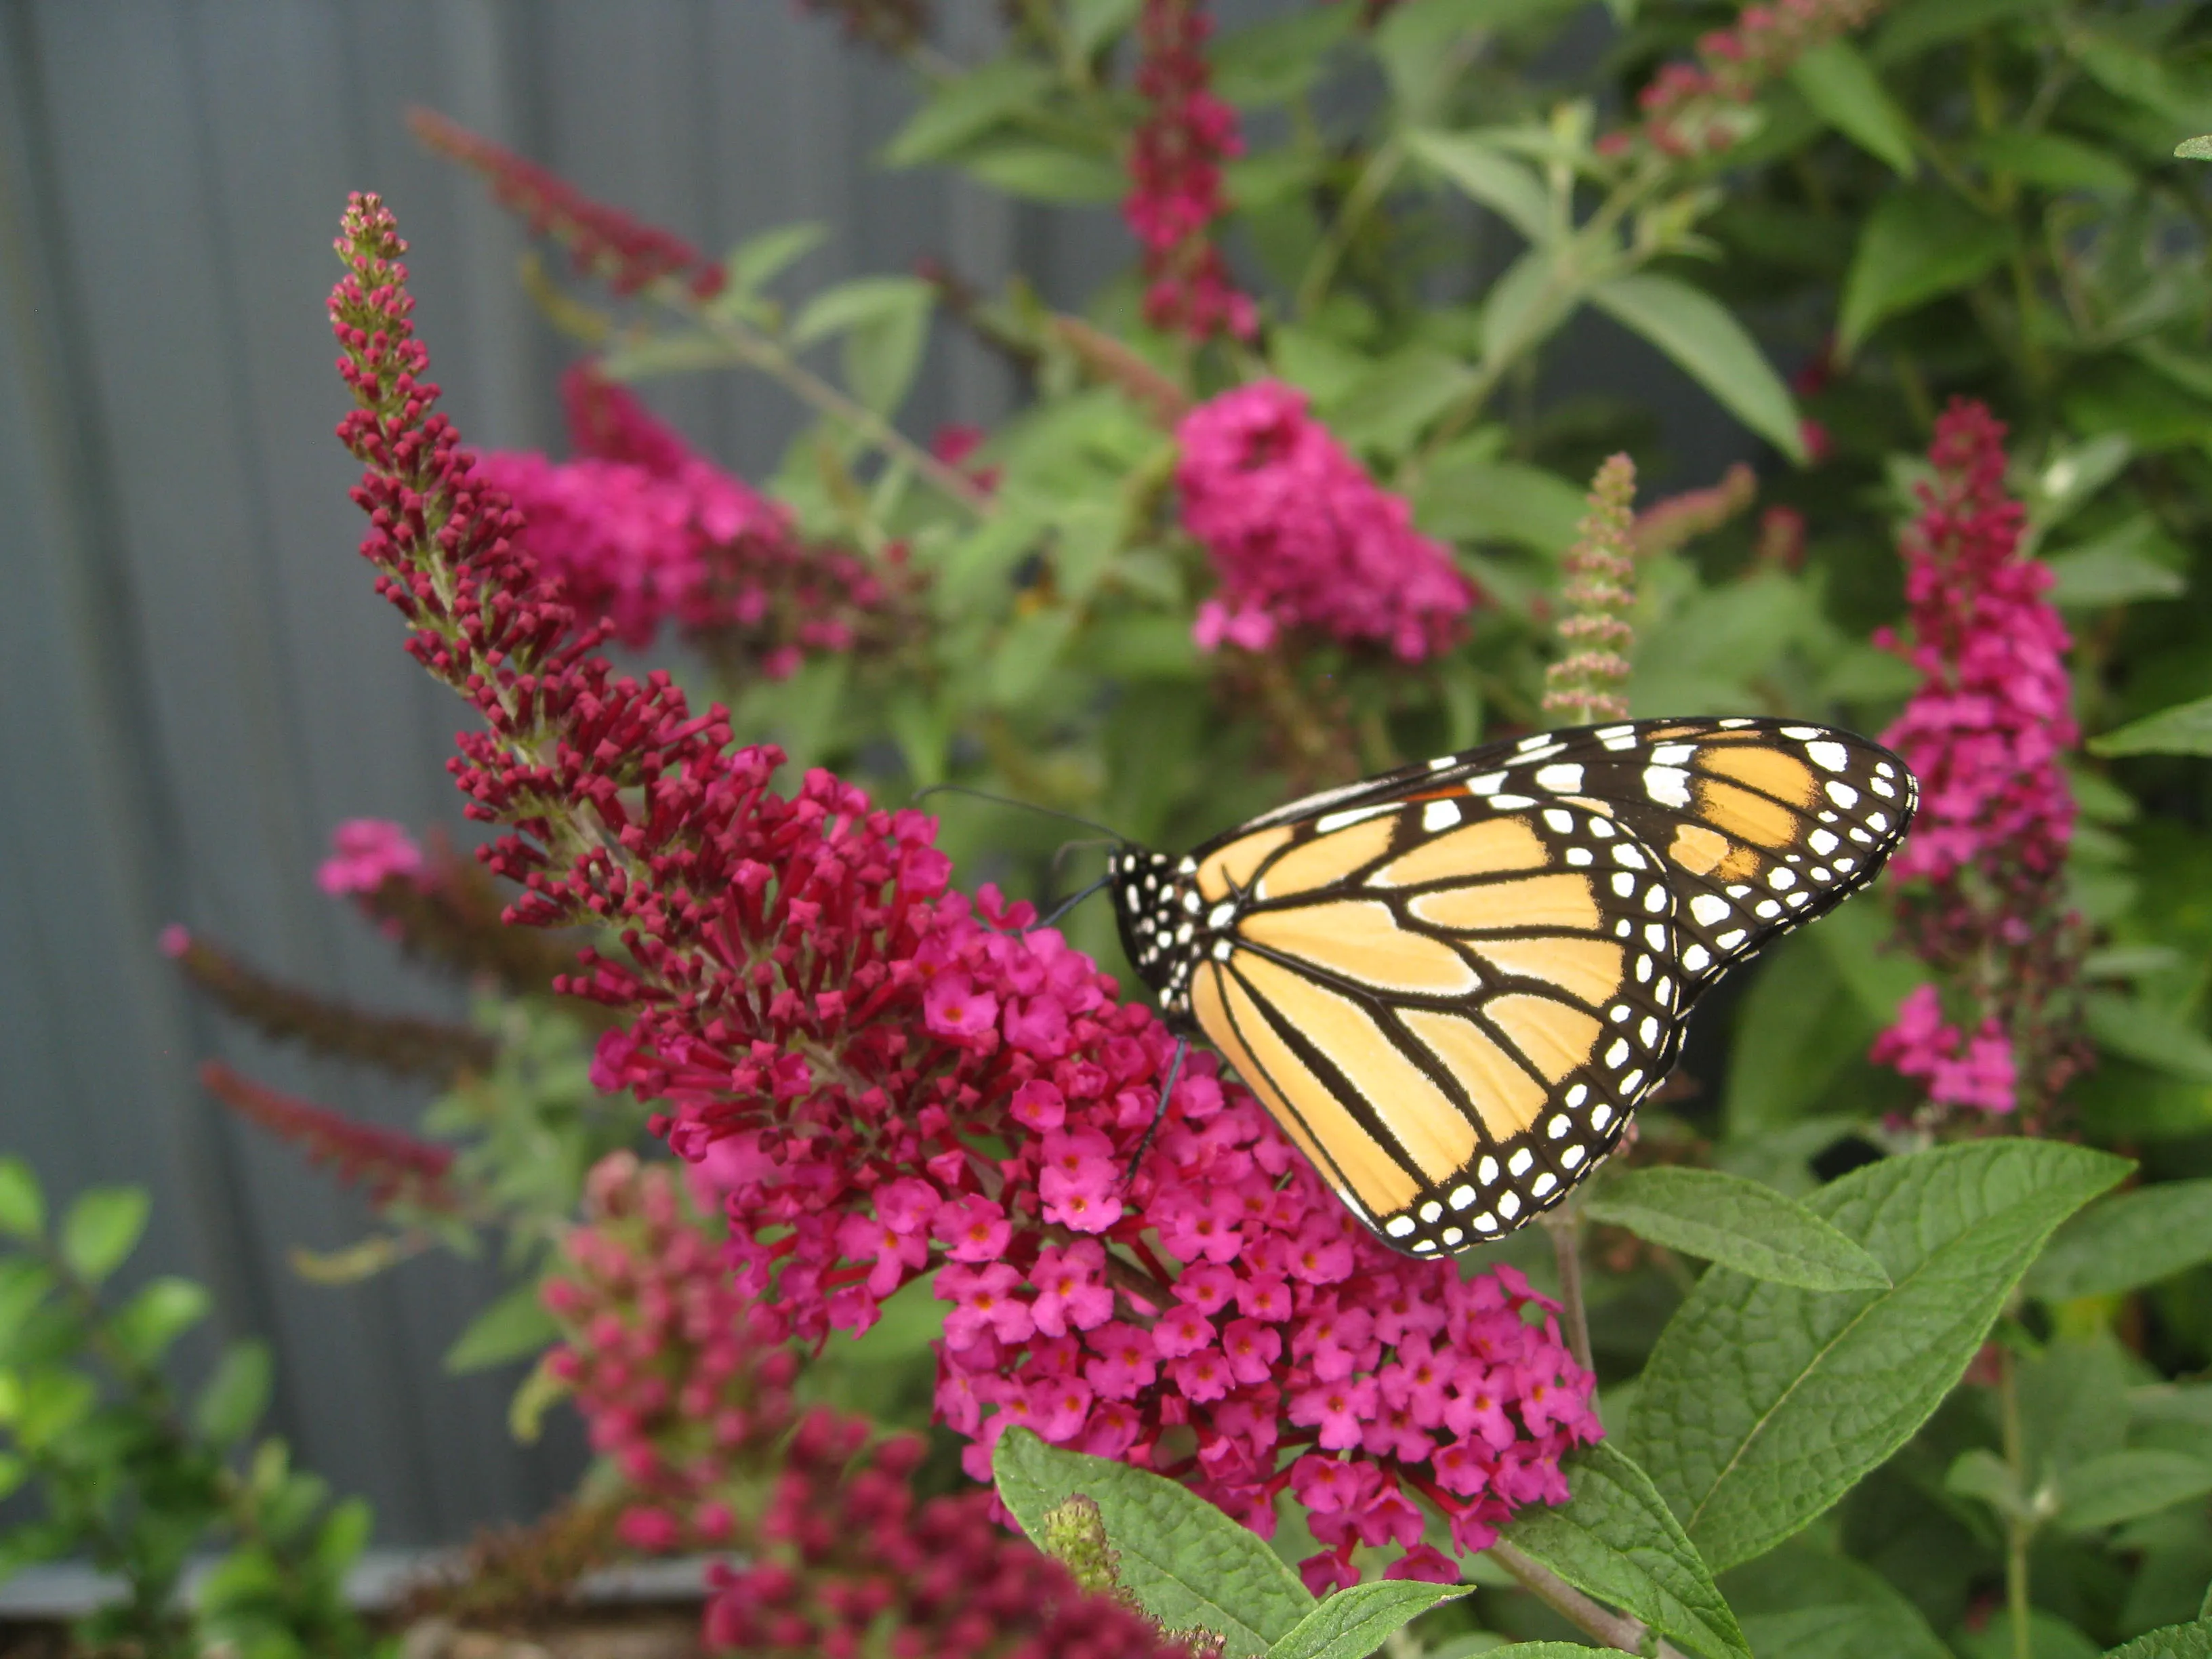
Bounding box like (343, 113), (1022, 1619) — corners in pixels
(1605, 0), (1889, 160)
(1126, 0), (1255, 344)
(1176, 381), (1477, 663)
(546, 1154), (1202, 1659)
(1870, 399), (2090, 1124)
(329, 193), (1597, 1590)
(476, 365), (912, 676)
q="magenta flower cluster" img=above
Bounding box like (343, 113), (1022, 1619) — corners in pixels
(1176, 381), (1476, 662)
(1870, 399), (2087, 1124)
(1126, 0), (1256, 343)
(316, 818), (426, 897)
(474, 367), (901, 676)
(332, 192), (1594, 1594)
(546, 1155), (1198, 1659)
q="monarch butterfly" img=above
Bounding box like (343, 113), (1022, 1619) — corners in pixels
(1103, 717), (1917, 1256)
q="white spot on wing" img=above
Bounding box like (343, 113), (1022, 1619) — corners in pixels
(1805, 740), (1849, 771)
(1645, 766), (1692, 808)
(1423, 799), (1462, 832)
(1317, 803), (1395, 833)
(1824, 781), (1860, 808)
(1689, 893), (1732, 926)
(1535, 763), (1585, 793)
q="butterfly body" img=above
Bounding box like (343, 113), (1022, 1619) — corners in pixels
(1105, 717), (1916, 1257)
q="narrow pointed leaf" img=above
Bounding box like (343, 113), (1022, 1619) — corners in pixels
(1406, 129), (1551, 241)
(1584, 1168), (1891, 1290)
(1623, 1141), (2129, 1572)
(2101, 1620), (2212, 1658)
(444, 1279), (560, 1374)
(2091, 693), (2212, 758)
(1502, 1442), (1750, 1659)
(2027, 1178), (2212, 1300)
(1837, 188), (2010, 355)
(1788, 40), (1917, 176)
(1264, 1580), (1468, 1659)
(994, 1427), (1312, 1656)
(60, 1188), (149, 1285)
(2056, 1450), (2212, 1532)
(0, 1159), (42, 1240)
(1589, 274), (1805, 461)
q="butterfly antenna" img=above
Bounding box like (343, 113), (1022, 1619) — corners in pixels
(910, 783), (1124, 842)
(1123, 1036), (1187, 1190)
(1029, 872), (1114, 935)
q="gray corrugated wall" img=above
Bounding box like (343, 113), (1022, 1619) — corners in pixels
(0, 0), (1748, 1551)
(0, 0), (1038, 1547)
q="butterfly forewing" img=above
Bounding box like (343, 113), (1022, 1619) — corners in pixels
(1110, 717), (1916, 1256)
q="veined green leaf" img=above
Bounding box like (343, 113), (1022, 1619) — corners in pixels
(1502, 1443), (1751, 1659)
(2100, 1618), (2212, 1658)
(1406, 129), (1551, 241)
(2179, 136), (2212, 161)
(1263, 1580), (1469, 1659)
(1588, 274), (1805, 461)
(2028, 1178), (2212, 1300)
(882, 60), (1055, 167)
(1789, 40), (1917, 176)
(1623, 1140), (2129, 1571)
(994, 1427), (1313, 1656)
(1584, 1168), (1891, 1291)
(1837, 188), (2011, 356)
(2091, 694), (2212, 758)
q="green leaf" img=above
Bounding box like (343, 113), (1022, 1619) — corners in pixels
(1478, 1647), (1615, 1658)
(2074, 33), (2208, 127)
(1502, 1442), (1750, 1659)
(2101, 1618), (2212, 1658)
(790, 275), (934, 350)
(2179, 136), (2212, 161)
(1482, 248), (1570, 366)
(1587, 274), (1805, 461)
(994, 1426), (1313, 1656)
(0, 1158), (43, 1240)
(1837, 188), (2011, 356)
(1068, 0), (1143, 57)
(1327, 347), (1478, 456)
(1788, 41), (1917, 176)
(722, 222), (828, 295)
(508, 1353), (571, 1444)
(1622, 1141), (2130, 1572)
(0, 1451), (26, 1503)
(1584, 1168), (1891, 1291)
(1961, 1610), (2100, 1659)
(1263, 1580), (1469, 1659)
(2027, 1179), (2212, 1300)
(1414, 459), (1585, 554)
(2057, 1450), (2212, 1532)
(2084, 994), (2212, 1083)
(194, 1340), (274, 1446)
(1966, 132), (2135, 194)
(1212, 7), (1355, 107)
(961, 142), (1125, 203)
(60, 1187), (148, 1285)
(1870, 0), (2051, 62)
(2045, 517), (2188, 608)
(2091, 694), (2212, 758)
(444, 1279), (560, 1374)
(989, 607), (1079, 706)
(107, 1275), (209, 1364)
(1406, 129), (1551, 241)
(1721, 1541), (1953, 1659)
(882, 60), (1055, 167)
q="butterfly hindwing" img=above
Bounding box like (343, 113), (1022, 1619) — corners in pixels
(1109, 716), (1917, 1256)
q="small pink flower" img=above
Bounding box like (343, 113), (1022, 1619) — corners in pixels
(1031, 1241), (1115, 1337)
(939, 1263), (1036, 1349)
(317, 819), (424, 895)
(933, 1193), (1014, 1262)
(923, 973), (1000, 1041)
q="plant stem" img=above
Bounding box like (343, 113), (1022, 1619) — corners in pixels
(1999, 1341), (2034, 1659)
(657, 287), (996, 518)
(1490, 1538), (1689, 1658)
(1296, 136), (1408, 318)
(1541, 1202), (1594, 1378)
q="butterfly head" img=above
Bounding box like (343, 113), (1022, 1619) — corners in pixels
(1105, 844), (1204, 1029)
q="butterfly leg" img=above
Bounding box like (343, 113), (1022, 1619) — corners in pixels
(1122, 1036), (1187, 1189)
